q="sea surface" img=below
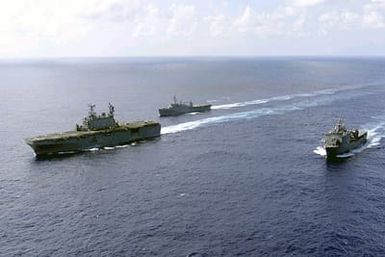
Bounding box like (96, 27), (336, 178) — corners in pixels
(1, 57), (385, 256)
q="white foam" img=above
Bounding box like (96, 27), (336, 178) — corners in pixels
(58, 151), (77, 155)
(116, 144), (129, 148)
(87, 144), (130, 152)
(336, 152), (355, 158)
(313, 146), (326, 157)
(364, 120), (385, 148)
(212, 99), (269, 110)
(161, 116), (223, 134)
(86, 147), (99, 152)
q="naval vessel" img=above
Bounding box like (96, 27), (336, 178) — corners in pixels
(26, 103), (161, 158)
(159, 96), (211, 117)
(324, 119), (367, 158)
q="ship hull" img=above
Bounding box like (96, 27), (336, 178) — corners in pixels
(26, 122), (161, 158)
(159, 104), (211, 117)
(325, 133), (367, 159)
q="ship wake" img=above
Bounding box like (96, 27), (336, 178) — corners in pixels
(365, 121), (385, 149)
(211, 84), (375, 111)
(162, 86), (374, 135)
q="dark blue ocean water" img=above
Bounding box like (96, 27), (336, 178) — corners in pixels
(1, 57), (385, 256)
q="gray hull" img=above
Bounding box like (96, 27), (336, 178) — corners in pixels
(26, 122), (161, 158)
(325, 133), (367, 158)
(159, 104), (211, 117)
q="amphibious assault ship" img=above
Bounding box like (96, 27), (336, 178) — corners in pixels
(323, 119), (367, 158)
(159, 96), (211, 117)
(25, 103), (161, 158)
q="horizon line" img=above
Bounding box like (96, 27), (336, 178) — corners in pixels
(2, 54), (385, 61)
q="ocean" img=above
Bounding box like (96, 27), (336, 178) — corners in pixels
(1, 57), (385, 256)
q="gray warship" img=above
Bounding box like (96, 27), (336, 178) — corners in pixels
(159, 96), (211, 117)
(25, 103), (161, 158)
(324, 119), (367, 158)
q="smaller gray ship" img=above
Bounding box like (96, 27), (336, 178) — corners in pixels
(159, 96), (211, 117)
(26, 103), (161, 158)
(324, 119), (367, 158)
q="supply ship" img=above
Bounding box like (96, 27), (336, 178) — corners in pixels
(25, 103), (161, 158)
(159, 96), (211, 117)
(324, 119), (367, 159)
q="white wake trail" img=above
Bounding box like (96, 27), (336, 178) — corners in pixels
(365, 120), (385, 148)
(211, 89), (336, 110)
(211, 85), (371, 111)
(162, 88), (369, 135)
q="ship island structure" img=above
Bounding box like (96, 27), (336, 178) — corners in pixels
(25, 103), (161, 158)
(158, 96), (211, 117)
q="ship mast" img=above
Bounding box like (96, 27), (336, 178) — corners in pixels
(88, 104), (96, 117)
(108, 102), (115, 116)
